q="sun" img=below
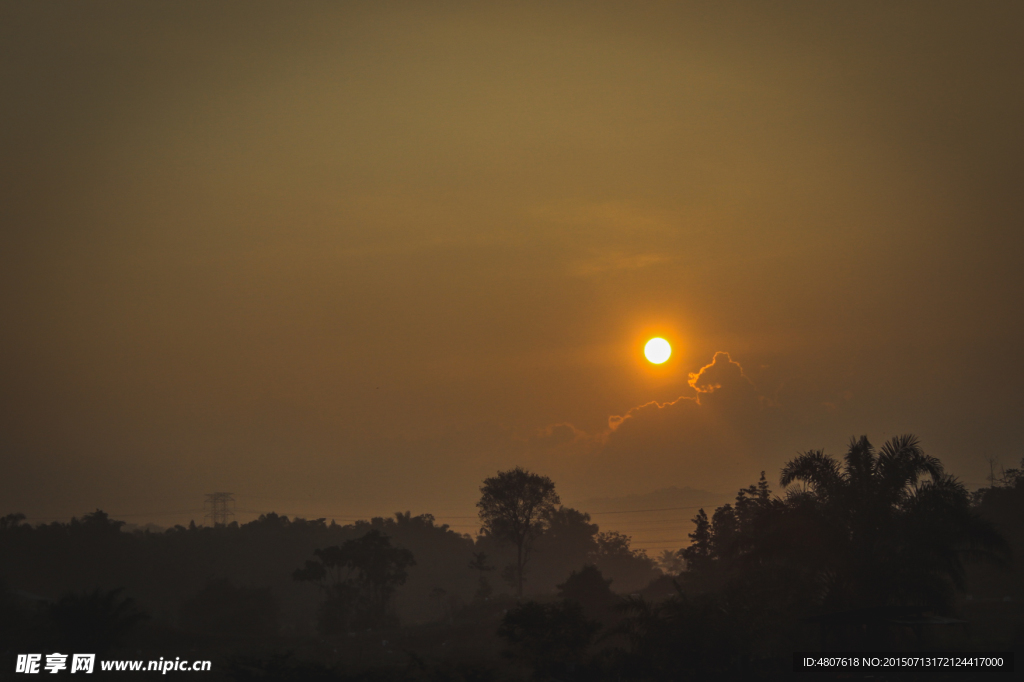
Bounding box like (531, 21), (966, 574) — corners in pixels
(644, 337), (672, 364)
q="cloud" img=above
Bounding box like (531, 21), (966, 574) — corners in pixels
(607, 395), (698, 433)
(606, 351), (761, 434)
(530, 422), (591, 448)
(688, 351), (753, 395)
(528, 352), (780, 494)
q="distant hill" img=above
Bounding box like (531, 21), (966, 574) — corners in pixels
(570, 486), (731, 515)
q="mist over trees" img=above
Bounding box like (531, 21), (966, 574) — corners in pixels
(0, 470), (658, 638)
(2, 439), (1021, 679)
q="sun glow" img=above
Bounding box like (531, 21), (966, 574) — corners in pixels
(644, 337), (672, 364)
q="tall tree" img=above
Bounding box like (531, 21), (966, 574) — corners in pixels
(477, 467), (560, 597)
(774, 434), (1008, 611)
(681, 508), (712, 573)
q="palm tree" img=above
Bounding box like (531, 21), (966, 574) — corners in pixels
(774, 434), (1007, 612)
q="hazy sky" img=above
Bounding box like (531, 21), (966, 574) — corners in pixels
(2, 2), (1022, 544)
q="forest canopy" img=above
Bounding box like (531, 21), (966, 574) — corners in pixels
(2, 439), (1020, 679)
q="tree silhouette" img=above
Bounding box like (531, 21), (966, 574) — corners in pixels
(971, 457), (1024, 601)
(591, 531), (658, 593)
(468, 551), (495, 602)
(429, 586), (448, 621)
(610, 592), (751, 679)
(294, 529), (415, 632)
(530, 506), (600, 590)
(772, 434), (1008, 612)
(557, 564), (615, 624)
(179, 578), (280, 636)
(497, 599), (600, 679)
(0, 513), (26, 530)
(48, 588), (148, 654)
(680, 508), (712, 573)
(654, 549), (686, 575)
(477, 467), (559, 597)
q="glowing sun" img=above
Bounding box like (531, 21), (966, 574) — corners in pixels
(644, 337), (672, 364)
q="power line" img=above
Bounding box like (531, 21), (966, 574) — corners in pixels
(588, 505), (707, 515)
(229, 504), (710, 520)
(26, 510), (204, 521)
(24, 503), (710, 526)
(432, 505), (708, 519)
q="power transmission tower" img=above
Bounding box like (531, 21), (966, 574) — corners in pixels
(204, 492), (235, 526)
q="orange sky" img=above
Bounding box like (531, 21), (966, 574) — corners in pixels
(2, 2), (1022, 547)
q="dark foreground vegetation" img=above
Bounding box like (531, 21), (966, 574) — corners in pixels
(2, 435), (1022, 680)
